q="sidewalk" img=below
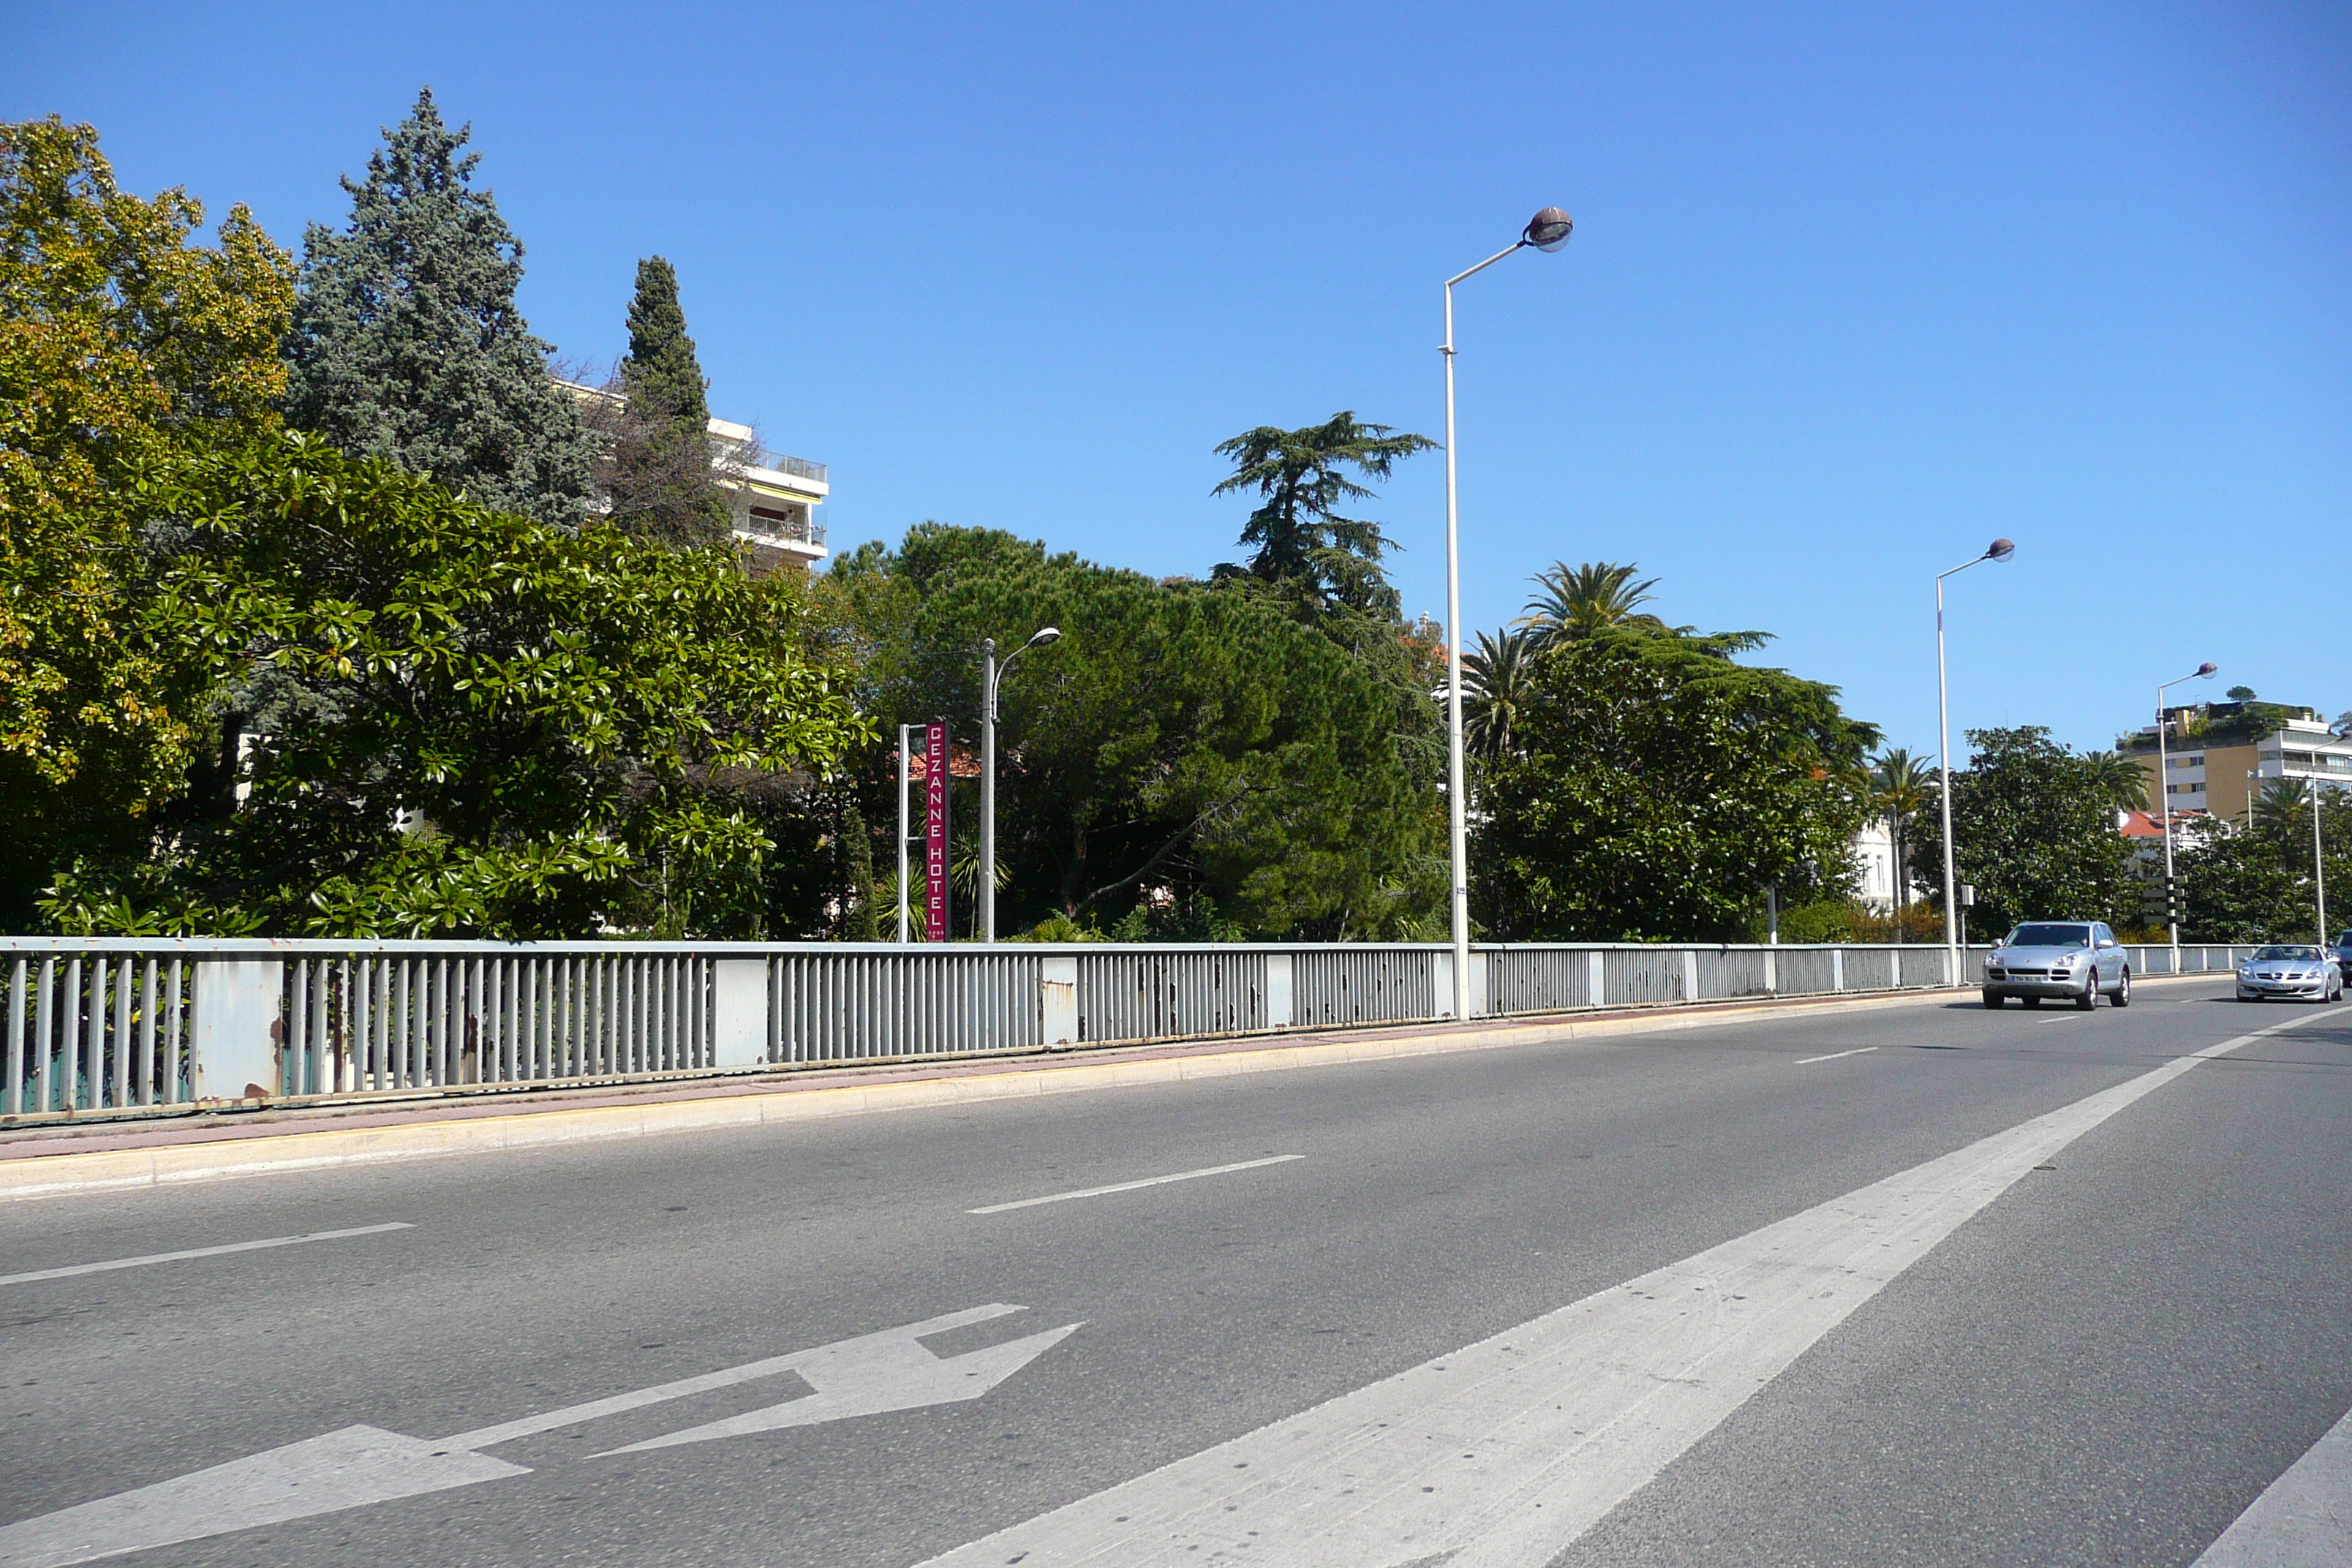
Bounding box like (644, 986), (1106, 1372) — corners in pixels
(0, 979), (2210, 1200)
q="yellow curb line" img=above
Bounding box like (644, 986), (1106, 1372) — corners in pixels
(0, 978), (2210, 1201)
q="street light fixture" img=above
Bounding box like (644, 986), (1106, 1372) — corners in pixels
(1935, 538), (2014, 983)
(2154, 660), (2218, 966)
(1440, 206), (1572, 1021)
(981, 625), (1060, 943)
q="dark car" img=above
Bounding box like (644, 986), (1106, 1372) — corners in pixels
(2334, 930), (2352, 984)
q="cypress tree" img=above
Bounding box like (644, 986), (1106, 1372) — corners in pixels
(595, 255), (731, 546)
(283, 88), (595, 527)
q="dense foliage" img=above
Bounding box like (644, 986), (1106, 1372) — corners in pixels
(41, 434), (867, 937)
(818, 524), (1446, 939)
(2173, 786), (2348, 943)
(1209, 412), (1432, 626)
(1473, 626), (1876, 941)
(592, 255), (731, 547)
(283, 90), (597, 527)
(1910, 726), (2138, 935)
(0, 116), (297, 927)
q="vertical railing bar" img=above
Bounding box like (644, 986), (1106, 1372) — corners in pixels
(110, 957), (132, 1109)
(287, 958), (309, 1096)
(75, 956), (99, 1110)
(62, 957), (84, 1111)
(36, 958), (58, 1114)
(165, 957), (185, 1103)
(4, 957), (23, 1116)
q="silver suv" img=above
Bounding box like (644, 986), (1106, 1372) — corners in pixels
(1982, 921), (2131, 1009)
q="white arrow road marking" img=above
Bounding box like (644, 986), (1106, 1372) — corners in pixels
(0, 1305), (1077, 1568)
(916, 1016), (2313, 1568)
(595, 1316), (1083, 1455)
(0, 1224), (412, 1286)
(970, 1155), (1305, 1214)
(0, 1428), (526, 1568)
(2190, 1402), (2352, 1567)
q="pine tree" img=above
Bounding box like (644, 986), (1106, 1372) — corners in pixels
(283, 88), (595, 527)
(592, 256), (731, 546)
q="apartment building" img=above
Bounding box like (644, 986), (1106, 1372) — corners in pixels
(556, 379), (829, 573)
(2126, 701), (2352, 826)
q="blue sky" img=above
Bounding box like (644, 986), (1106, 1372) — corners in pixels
(7, 1), (2345, 759)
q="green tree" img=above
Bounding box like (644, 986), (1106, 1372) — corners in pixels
(1473, 628), (1877, 941)
(0, 116), (296, 927)
(1210, 412), (1433, 624)
(826, 524), (1444, 938)
(2083, 749), (2149, 813)
(42, 433), (868, 937)
(1518, 560), (1765, 656)
(1461, 627), (1534, 759)
(283, 88), (595, 527)
(1910, 726), (2136, 935)
(1869, 747), (1935, 906)
(2171, 782), (2349, 942)
(592, 255), (731, 546)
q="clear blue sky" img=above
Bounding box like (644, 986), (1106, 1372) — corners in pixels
(7, 1), (2345, 760)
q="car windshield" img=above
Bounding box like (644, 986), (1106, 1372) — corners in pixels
(2007, 924), (2089, 948)
(2251, 946), (2321, 962)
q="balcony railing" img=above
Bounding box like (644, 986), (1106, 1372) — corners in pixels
(734, 446), (826, 485)
(740, 512), (826, 549)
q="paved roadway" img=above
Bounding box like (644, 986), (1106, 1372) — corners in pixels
(1, 981), (2348, 1567)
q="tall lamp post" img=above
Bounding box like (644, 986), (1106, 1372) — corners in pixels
(1440, 205), (1574, 1021)
(2154, 661), (2218, 966)
(1935, 538), (2014, 983)
(2313, 780), (2330, 949)
(980, 626), (1060, 943)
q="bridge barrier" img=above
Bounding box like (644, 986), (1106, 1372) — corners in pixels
(0, 939), (2257, 1123)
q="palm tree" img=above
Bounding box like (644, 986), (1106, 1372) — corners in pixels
(1869, 747), (1935, 909)
(1517, 562), (1663, 649)
(1516, 559), (1769, 657)
(2082, 750), (2149, 813)
(2252, 777), (2313, 848)
(1461, 628), (1534, 759)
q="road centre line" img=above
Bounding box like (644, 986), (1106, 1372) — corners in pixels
(2191, 1401), (2352, 1566)
(918, 1010), (2315, 1568)
(1795, 1047), (1877, 1064)
(0, 1224), (412, 1287)
(969, 1155), (1304, 1215)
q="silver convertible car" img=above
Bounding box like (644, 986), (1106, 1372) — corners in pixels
(1982, 921), (2131, 1009)
(2235, 945), (2345, 1003)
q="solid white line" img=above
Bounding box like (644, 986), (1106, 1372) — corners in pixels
(2190, 1403), (2352, 1567)
(0, 1223), (412, 1286)
(1795, 1047), (1878, 1064)
(969, 1156), (1304, 1215)
(917, 1013), (2313, 1568)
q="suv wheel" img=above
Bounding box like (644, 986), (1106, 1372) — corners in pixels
(2074, 973), (2097, 1010)
(2113, 968), (2131, 1007)
(1983, 990), (2004, 1009)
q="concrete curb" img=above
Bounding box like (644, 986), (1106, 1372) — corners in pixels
(0, 979), (2209, 1201)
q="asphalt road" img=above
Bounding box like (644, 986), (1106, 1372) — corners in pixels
(2, 981), (2348, 1567)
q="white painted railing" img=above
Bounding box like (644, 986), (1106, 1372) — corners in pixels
(0, 940), (2256, 1122)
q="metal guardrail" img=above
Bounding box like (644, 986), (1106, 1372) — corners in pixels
(0, 940), (2259, 1123)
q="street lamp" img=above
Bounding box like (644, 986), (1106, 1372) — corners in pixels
(1935, 538), (2014, 983)
(2154, 660), (2218, 965)
(980, 625), (1060, 943)
(1440, 206), (1572, 1021)
(2313, 779), (2330, 949)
